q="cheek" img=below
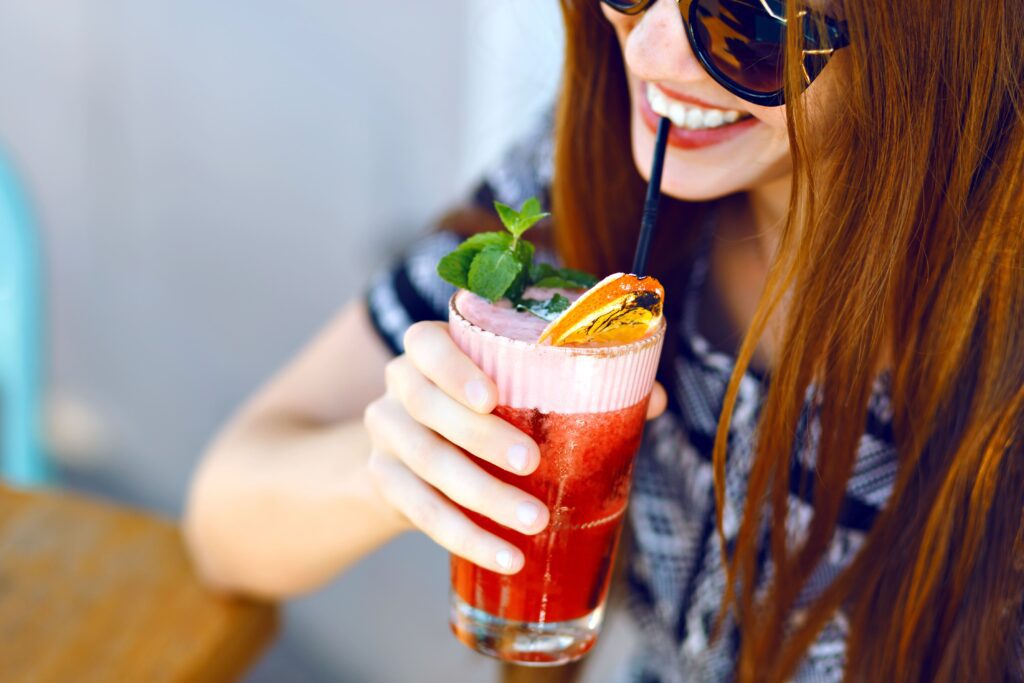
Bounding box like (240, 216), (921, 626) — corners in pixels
(749, 105), (789, 134)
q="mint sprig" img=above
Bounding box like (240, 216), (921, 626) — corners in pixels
(467, 245), (521, 302)
(436, 198), (598, 317)
(529, 263), (597, 290)
(515, 293), (571, 322)
(495, 197), (547, 242)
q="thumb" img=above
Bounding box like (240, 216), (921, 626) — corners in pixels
(646, 381), (667, 421)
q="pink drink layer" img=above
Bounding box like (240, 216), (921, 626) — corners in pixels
(451, 289), (663, 414)
(455, 287), (583, 343)
(448, 289), (665, 634)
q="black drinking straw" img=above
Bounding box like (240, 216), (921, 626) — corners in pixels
(631, 116), (672, 276)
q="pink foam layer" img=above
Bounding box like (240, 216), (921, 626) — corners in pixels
(449, 294), (665, 414)
(454, 287), (584, 343)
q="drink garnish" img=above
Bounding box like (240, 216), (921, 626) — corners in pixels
(437, 198), (664, 342)
(538, 273), (664, 346)
(436, 198), (598, 315)
(514, 291), (571, 322)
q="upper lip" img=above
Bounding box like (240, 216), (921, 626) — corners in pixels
(648, 82), (741, 111)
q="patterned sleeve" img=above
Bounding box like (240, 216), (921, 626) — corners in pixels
(365, 108), (555, 355)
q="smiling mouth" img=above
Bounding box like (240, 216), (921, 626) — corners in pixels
(645, 83), (753, 131)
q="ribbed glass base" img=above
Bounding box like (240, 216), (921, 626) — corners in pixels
(449, 593), (604, 666)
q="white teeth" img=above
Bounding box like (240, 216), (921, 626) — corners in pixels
(648, 84), (669, 117)
(668, 102), (687, 128)
(651, 93), (670, 117)
(647, 83), (670, 117)
(703, 110), (724, 128)
(646, 82), (659, 104)
(645, 83), (747, 131)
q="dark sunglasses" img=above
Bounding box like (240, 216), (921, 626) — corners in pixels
(601, 0), (849, 106)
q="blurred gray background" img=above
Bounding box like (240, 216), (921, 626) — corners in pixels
(0, 1), (641, 681)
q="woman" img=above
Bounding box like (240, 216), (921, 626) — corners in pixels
(185, 1), (1024, 681)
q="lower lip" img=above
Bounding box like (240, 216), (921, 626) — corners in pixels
(639, 87), (760, 150)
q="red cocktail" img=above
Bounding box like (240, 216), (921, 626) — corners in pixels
(448, 288), (664, 665)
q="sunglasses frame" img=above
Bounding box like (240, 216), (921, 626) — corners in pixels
(601, 0), (850, 106)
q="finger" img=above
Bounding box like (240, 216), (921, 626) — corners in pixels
(367, 450), (525, 574)
(646, 382), (667, 421)
(386, 355), (539, 475)
(364, 398), (549, 536)
(403, 321), (497, 414)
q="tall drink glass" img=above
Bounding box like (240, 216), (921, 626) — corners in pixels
(447, 290), (665, 666)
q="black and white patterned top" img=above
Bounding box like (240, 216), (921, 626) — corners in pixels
(364, 115), (898, 682)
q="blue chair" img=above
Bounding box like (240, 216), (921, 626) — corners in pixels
(0, 149), (48, 486)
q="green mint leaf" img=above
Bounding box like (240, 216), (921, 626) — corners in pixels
(513, 238), (535, 268)
(506, 240), (533, 302)
(547, 293), (571, 313)
(435, 197), (597, 306)
(519, 197), (543, 220)
(528, 263), (596, 290)
(468, 245), (523, 302)
(515, 293), (572, 322)
(437, 232), (513, 290)
(511, 210), (550, 240)
(494, 202), (520, 234)
(553, 267), (598, 288)
(462, 231), (513, 251)
(494, 198), (550, 241)
(533, 276), (589, 289)
(529, 262), (558, 282)
(436, 246), (477, 289)
(506, 270), (529, 304)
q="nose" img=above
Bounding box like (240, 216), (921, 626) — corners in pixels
(622, 0), (706, 85)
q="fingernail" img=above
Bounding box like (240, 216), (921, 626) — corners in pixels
(496, 549), (515, 571)
(516, 501), (541, 528)
(465, 379), (489, 410)
(507, 444), (529, 473)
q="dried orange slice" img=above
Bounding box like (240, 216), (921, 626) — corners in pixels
(538, 272), (664, 346)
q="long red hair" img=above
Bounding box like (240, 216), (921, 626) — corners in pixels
(553, 1), (1024, 681)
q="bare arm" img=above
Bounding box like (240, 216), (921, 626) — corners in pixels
(184, 300), (409, 598)
(185, 300), (667, 601)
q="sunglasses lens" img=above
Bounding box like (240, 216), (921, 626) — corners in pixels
(690, 0), (786, 96)
(603, 0), (648, 13)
